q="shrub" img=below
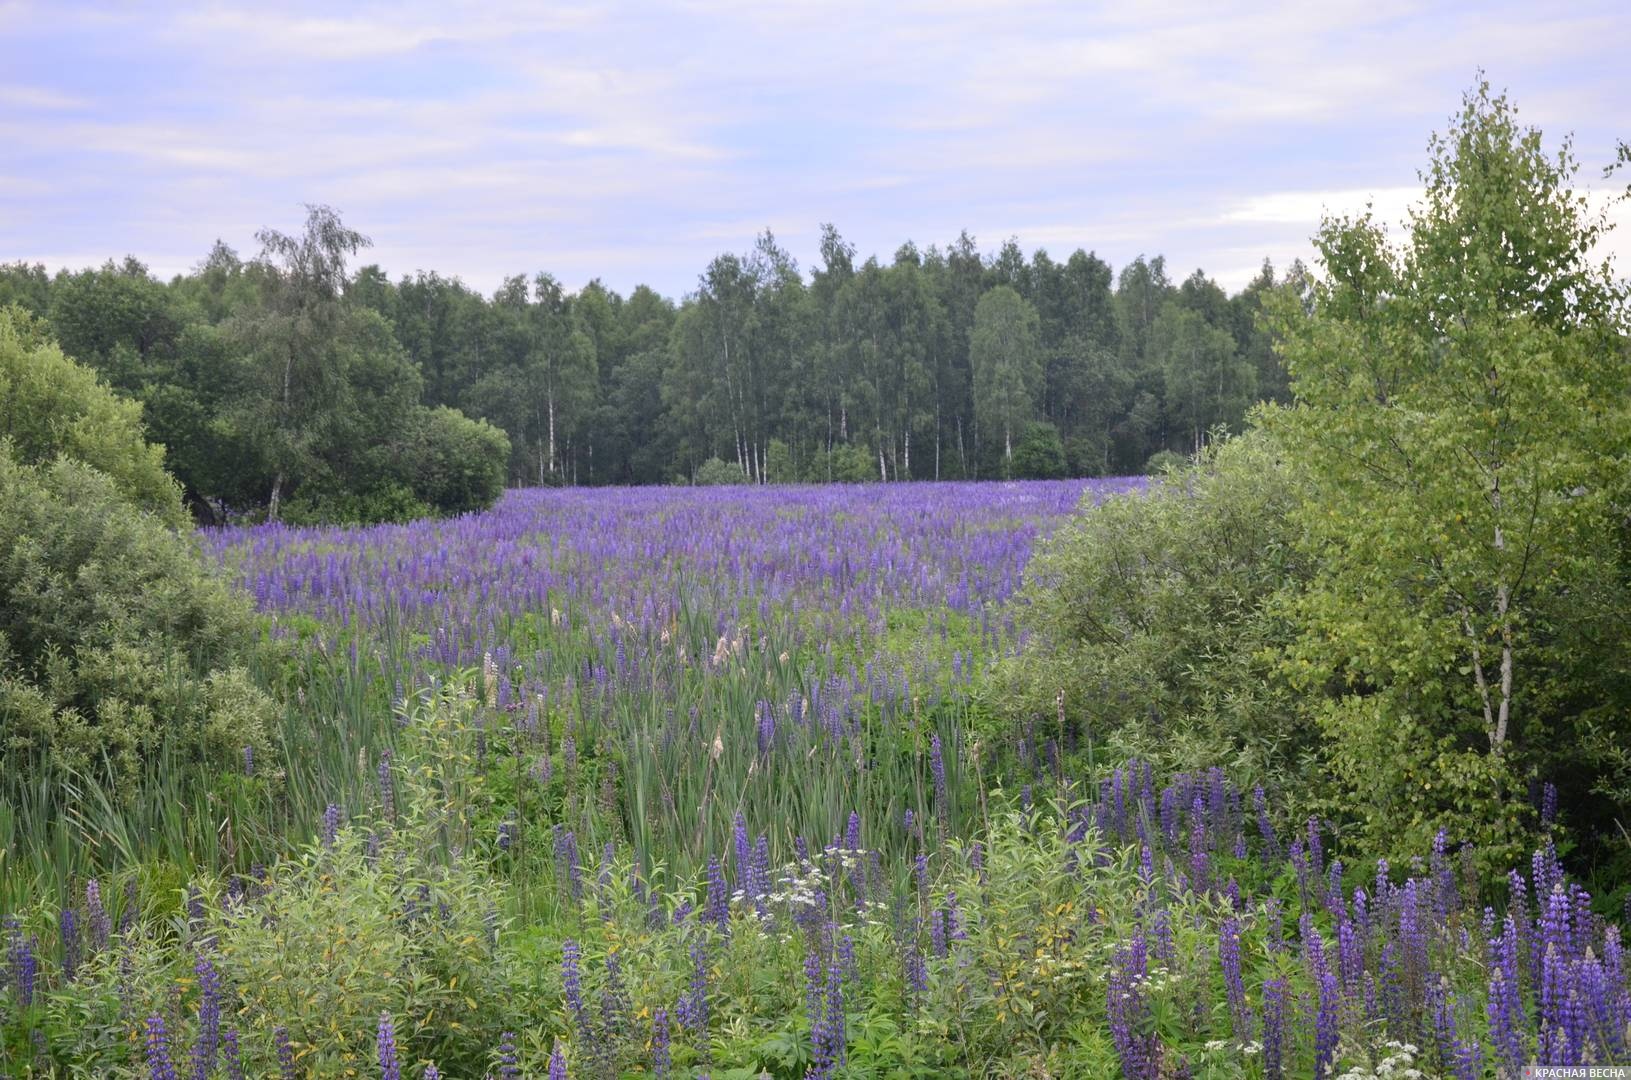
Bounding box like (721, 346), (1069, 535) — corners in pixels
(1142, 448), (1187, 475)
(0, 306), (182, 524)
(401, 405), (510, 516)
(994, 432), (1310, 788)
(0, 447), (275, 790)
(694, 456), (748, 485)
(1011, 421), (1068, 479)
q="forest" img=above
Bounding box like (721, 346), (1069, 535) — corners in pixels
(0, 215), (1293, 522)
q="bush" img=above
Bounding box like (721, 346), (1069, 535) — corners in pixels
(0, 307), (182, 524)
(1142, 448), (1188, 475)
(694, 456), (748, 486)
(401, 405), (510, 516)
(764, 438), (794, 483)
(1011, 421), (1068, 479)
(280, 480), (432, 526)
(994, 432), (1311, 788)
(0, 447), (274, 790)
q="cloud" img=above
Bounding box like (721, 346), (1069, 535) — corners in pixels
(1, 2), (1626, 298)
(0, 83), (89, 109)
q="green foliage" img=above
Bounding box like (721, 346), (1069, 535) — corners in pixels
(1261, 81), (1631, 868)
(0, 307), (182, 524)
(0, 446), (274, 792)
(399, 405), (511, 516)
(694, 456), (750, 485)
(1142, 449), (1187, 475)
(764, 438), (794, 483)
(996, 432), (1309, 787)
(970, 285), (1043, 473)
(1010, 421), (1068, 479)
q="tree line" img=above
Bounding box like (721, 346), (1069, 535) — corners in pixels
(1, 214), (1302, 520)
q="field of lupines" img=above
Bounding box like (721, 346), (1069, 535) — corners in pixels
(2, 479), (1629, 1077)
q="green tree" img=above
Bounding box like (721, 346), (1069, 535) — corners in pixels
(1263, 82), (1631, 865)
(969, 286), (1043, 474)
(229, 205), (371, 520)
(0, 307), (181, 523)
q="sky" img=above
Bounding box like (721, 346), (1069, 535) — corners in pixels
(2, 1), (1627, 300)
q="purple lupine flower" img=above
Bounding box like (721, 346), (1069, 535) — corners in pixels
(1151, 909), (1175, 963)
(732, 811), (751, 892)
(1540, 781), (1558, 825)
(805, 945), (827, 1032)
(1338, 917), (1364, 996)
(547, 1043), (568, 1080)
(186, 887), (206, 935)
(1253, 786), (1279, 862)
(60, 905), (81, 981)
(600, 950), (631, 1045)
(705, 856), (729, 932)
(676, 937), (709, 1039)
(147, 1015), (179, 1080)
(377, 1013), (401, 1080)
(242, 745), (255, 778)
(824, 957), (846, 1067)
(423, 1067), (440, 1080)
(191, 954), (222, 1078)
(914, 853), (928, 897)
(837, 934), (857, 985)
(497, 816), (515, 852)
(904, 920), (927, 1000)
(756, 700), (775, 755)
(553, 827), (583, 901)
(1261, 977), (1288, 1080)
(750, 835), (771, 913)
(1314, 965), (1340, 1079)
(496, 1031), (520, 1078)
(1218, 916), (1252, 1042)
(562, 939), (585, 1018)
(87, 878), (110, 952)
(1106, 927), (1157, 1080)
(844, 811), (861, 852)
(651, 1007), (672, 1079)
(322, 804), (341, 848)
(929, 908), (947, 958)
(945, 892), (966, 942)
(275, 1026), (297, 1078)
(222, 1028), (246, 1080)
(6, 920), (37, 1007)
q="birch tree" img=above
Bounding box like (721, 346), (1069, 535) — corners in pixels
(1264, 81), (1631, 862)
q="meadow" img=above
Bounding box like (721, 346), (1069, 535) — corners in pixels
(2, 478), (1627, 1078)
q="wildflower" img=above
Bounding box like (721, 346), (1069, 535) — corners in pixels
(1261, 977), (1288, 1080)
(191, 954), (222, 1078)
(222, 1029), (246, 1080)
(322, 804), (341, 848)
(377, 1012), (401, 1080)
(86, 878), (111, 952)
(651, 1007), (672, 1079)
(274, 1025), (297, 1080)
(146, 1015), (178, 1080)
(496, 1031), (521, 1079)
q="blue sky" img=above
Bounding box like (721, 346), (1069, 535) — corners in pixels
(2, 1), (1626, 299)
